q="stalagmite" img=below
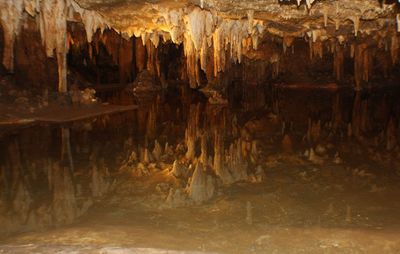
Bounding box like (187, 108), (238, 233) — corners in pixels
(281, 134), (293, 153)
(171, 160), (187, 178)
(226, 139), (248, 182)
(187, 162), (215, 204)
(214, 130), (233, 184)
(246, 201), (253, 225)
(152, 140), (162, 162)
(200, 133), (209, 166)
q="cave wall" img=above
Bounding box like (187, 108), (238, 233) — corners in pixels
(14, 14), (58, 92)
(0, 23), (4, 75)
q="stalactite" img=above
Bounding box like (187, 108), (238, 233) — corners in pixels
(135, 37), (146, 72)
(397, 14), (400, 33)
(333, 44), (344, 81)
(391, 34), (399, 65)
(283, 36), (294, 54)
(0, 0), (24, 72)
(0, 0), (107, 92)
(180, 7), (265, 87)
(334, 19), (340, 31)
(354, 43), (370, 90)
(351, 16), (360, 37)
(146, 39), (156, 75)
(323, 7), (329, 27)
(185, 104), (201, 160)
(119, 37), (133, 83)
(102, 30), (120, 64)
(310, 39), (323, 59)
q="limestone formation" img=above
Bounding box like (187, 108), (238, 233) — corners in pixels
(187, 162), (215, 204)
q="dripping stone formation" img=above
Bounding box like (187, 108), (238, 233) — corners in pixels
(0, 0), (399, 91)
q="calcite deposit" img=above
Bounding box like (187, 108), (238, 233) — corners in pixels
(1, 0), (399, 93)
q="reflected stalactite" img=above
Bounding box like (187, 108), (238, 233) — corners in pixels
(354, 43), (371, 90)
(185, 104), (201, 160)
(61, 128), (75, 174)
(331, 93), (343, 131)
(351, 91), (363, 139)
(386, 116), (398, 151)
(91, 159), (111, 198)
(51, 162), (77, 225)
(391, 34), (399, 65)
(333, 44), (344, 81)
(145, 101), (159, 141)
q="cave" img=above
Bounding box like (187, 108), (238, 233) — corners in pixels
(1, 0), (400, 253)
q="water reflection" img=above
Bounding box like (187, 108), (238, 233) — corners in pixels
(1, 84), (399, 238)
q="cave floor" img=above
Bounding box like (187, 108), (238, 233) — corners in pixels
(0, 103), (137, 126)
(1, 152), (400, 254)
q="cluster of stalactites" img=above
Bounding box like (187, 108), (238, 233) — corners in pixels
(184, 8), (265, 88)
(0, 0), (108, 92)
(131, 7), (265, 88)
(296, 0), (316, 9)
(306, 27), (399, 89)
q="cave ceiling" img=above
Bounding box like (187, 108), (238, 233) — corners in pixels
(74, 0), (399, 40)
